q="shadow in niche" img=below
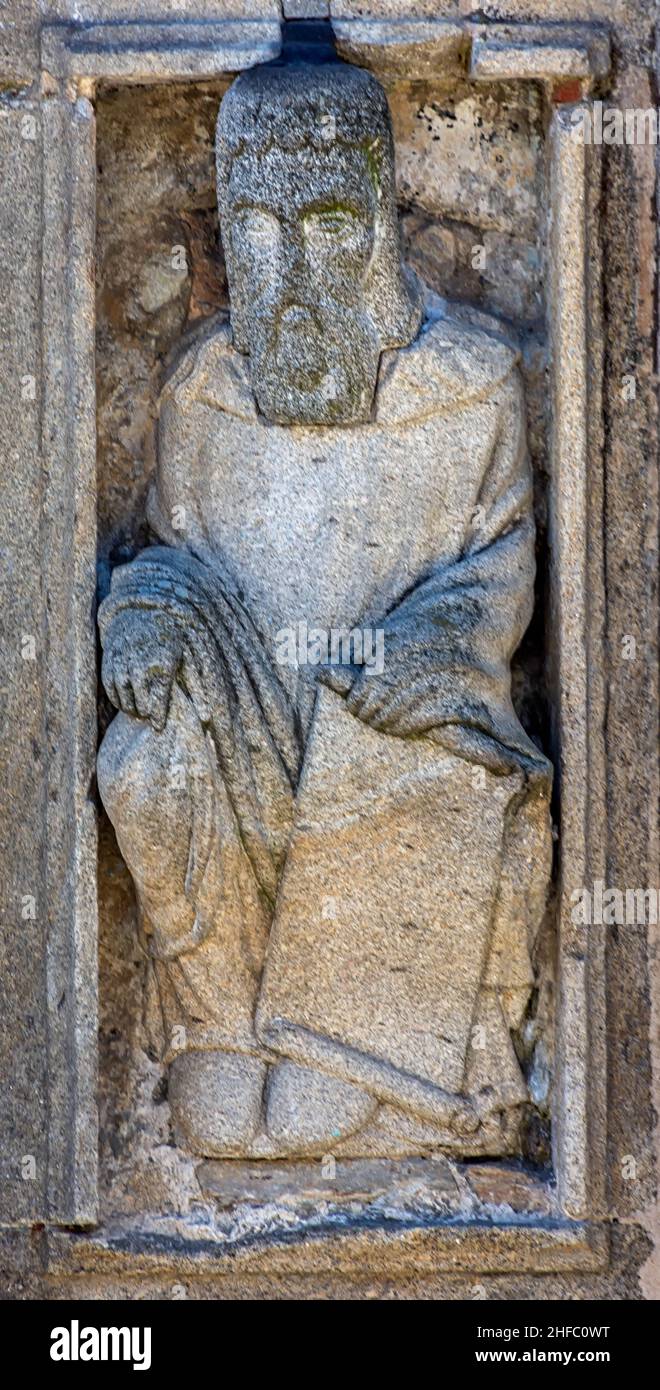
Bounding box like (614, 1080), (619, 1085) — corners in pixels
(94, 54), (556, 1221)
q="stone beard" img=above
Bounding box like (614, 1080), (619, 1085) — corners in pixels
(97, 60), (553, 1162)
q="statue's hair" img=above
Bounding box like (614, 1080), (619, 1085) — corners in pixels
(216, 61), (392, 173)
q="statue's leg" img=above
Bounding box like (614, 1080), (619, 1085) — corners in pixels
(98, 696), (379, 1157)
(97, 706), (196, 947)
(97, 693), (272, 1156)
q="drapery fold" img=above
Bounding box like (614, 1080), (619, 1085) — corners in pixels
(321, 519), (551, 784)
(99, 546), (302, 908)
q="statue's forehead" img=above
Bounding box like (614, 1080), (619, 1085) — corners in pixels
(225, 144), (376, 219)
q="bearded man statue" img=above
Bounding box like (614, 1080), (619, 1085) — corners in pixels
(97, 58), (553, 1160)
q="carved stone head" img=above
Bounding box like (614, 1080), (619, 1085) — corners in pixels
(216, 61), (423, 426)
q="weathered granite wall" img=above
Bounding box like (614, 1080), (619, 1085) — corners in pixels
(0, 0), (658, 1300)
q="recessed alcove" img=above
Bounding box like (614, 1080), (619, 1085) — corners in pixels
(94, 66), (557, 1228)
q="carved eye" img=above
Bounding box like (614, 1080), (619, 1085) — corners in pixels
(234, 210), (281, 265)
(307, 209), (357, 237)
(304, 207), (372, 272)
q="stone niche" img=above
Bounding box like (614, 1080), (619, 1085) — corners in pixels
(96, 68), (555, 1210)
(90, 24), (604, 1273)
(4, 8), (629, 1296)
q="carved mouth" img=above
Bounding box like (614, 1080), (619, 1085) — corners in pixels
(285, 364), (326, 391)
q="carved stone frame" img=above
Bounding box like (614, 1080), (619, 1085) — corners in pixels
(38, 14), (609, 1278)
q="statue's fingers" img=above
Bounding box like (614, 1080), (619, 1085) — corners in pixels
(317, 663), (355, 695)
(358, 685), (421, 735)
(343, 673), (366, 714)
(113, 657), (137, 717)
(101, 648), (120, 710)
(345, 674), (386, 722)
(377, 687), (441, 737)
(147, 672), (171, 733)
(129, 661), (154, 723)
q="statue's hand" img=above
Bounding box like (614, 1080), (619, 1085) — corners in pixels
(320, 657), (518, 774)
(318, 654), (424, 737)
(101, 610), (182, 733)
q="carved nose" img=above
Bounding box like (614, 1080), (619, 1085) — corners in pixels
(278, 226), (307, 287)
(275, 304), (325, 383)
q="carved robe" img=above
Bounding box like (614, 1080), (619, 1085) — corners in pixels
(98, 293), (552, 1157)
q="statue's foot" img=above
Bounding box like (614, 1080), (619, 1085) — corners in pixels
(265, 1060), (377, 1155)
(169, 1050), (267, 1157)
(168, 1052), (377, 1158)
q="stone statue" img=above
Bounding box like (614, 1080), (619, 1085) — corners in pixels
(97, 59), (552, 1161)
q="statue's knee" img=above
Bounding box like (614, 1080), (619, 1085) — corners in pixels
(98, 713), (138, 819)
(99, 711), (195, 895)
(98, 712), (176, 828)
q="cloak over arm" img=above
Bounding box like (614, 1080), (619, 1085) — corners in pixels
(323, 366), (552, 784)
(98, 546), (302, 905)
